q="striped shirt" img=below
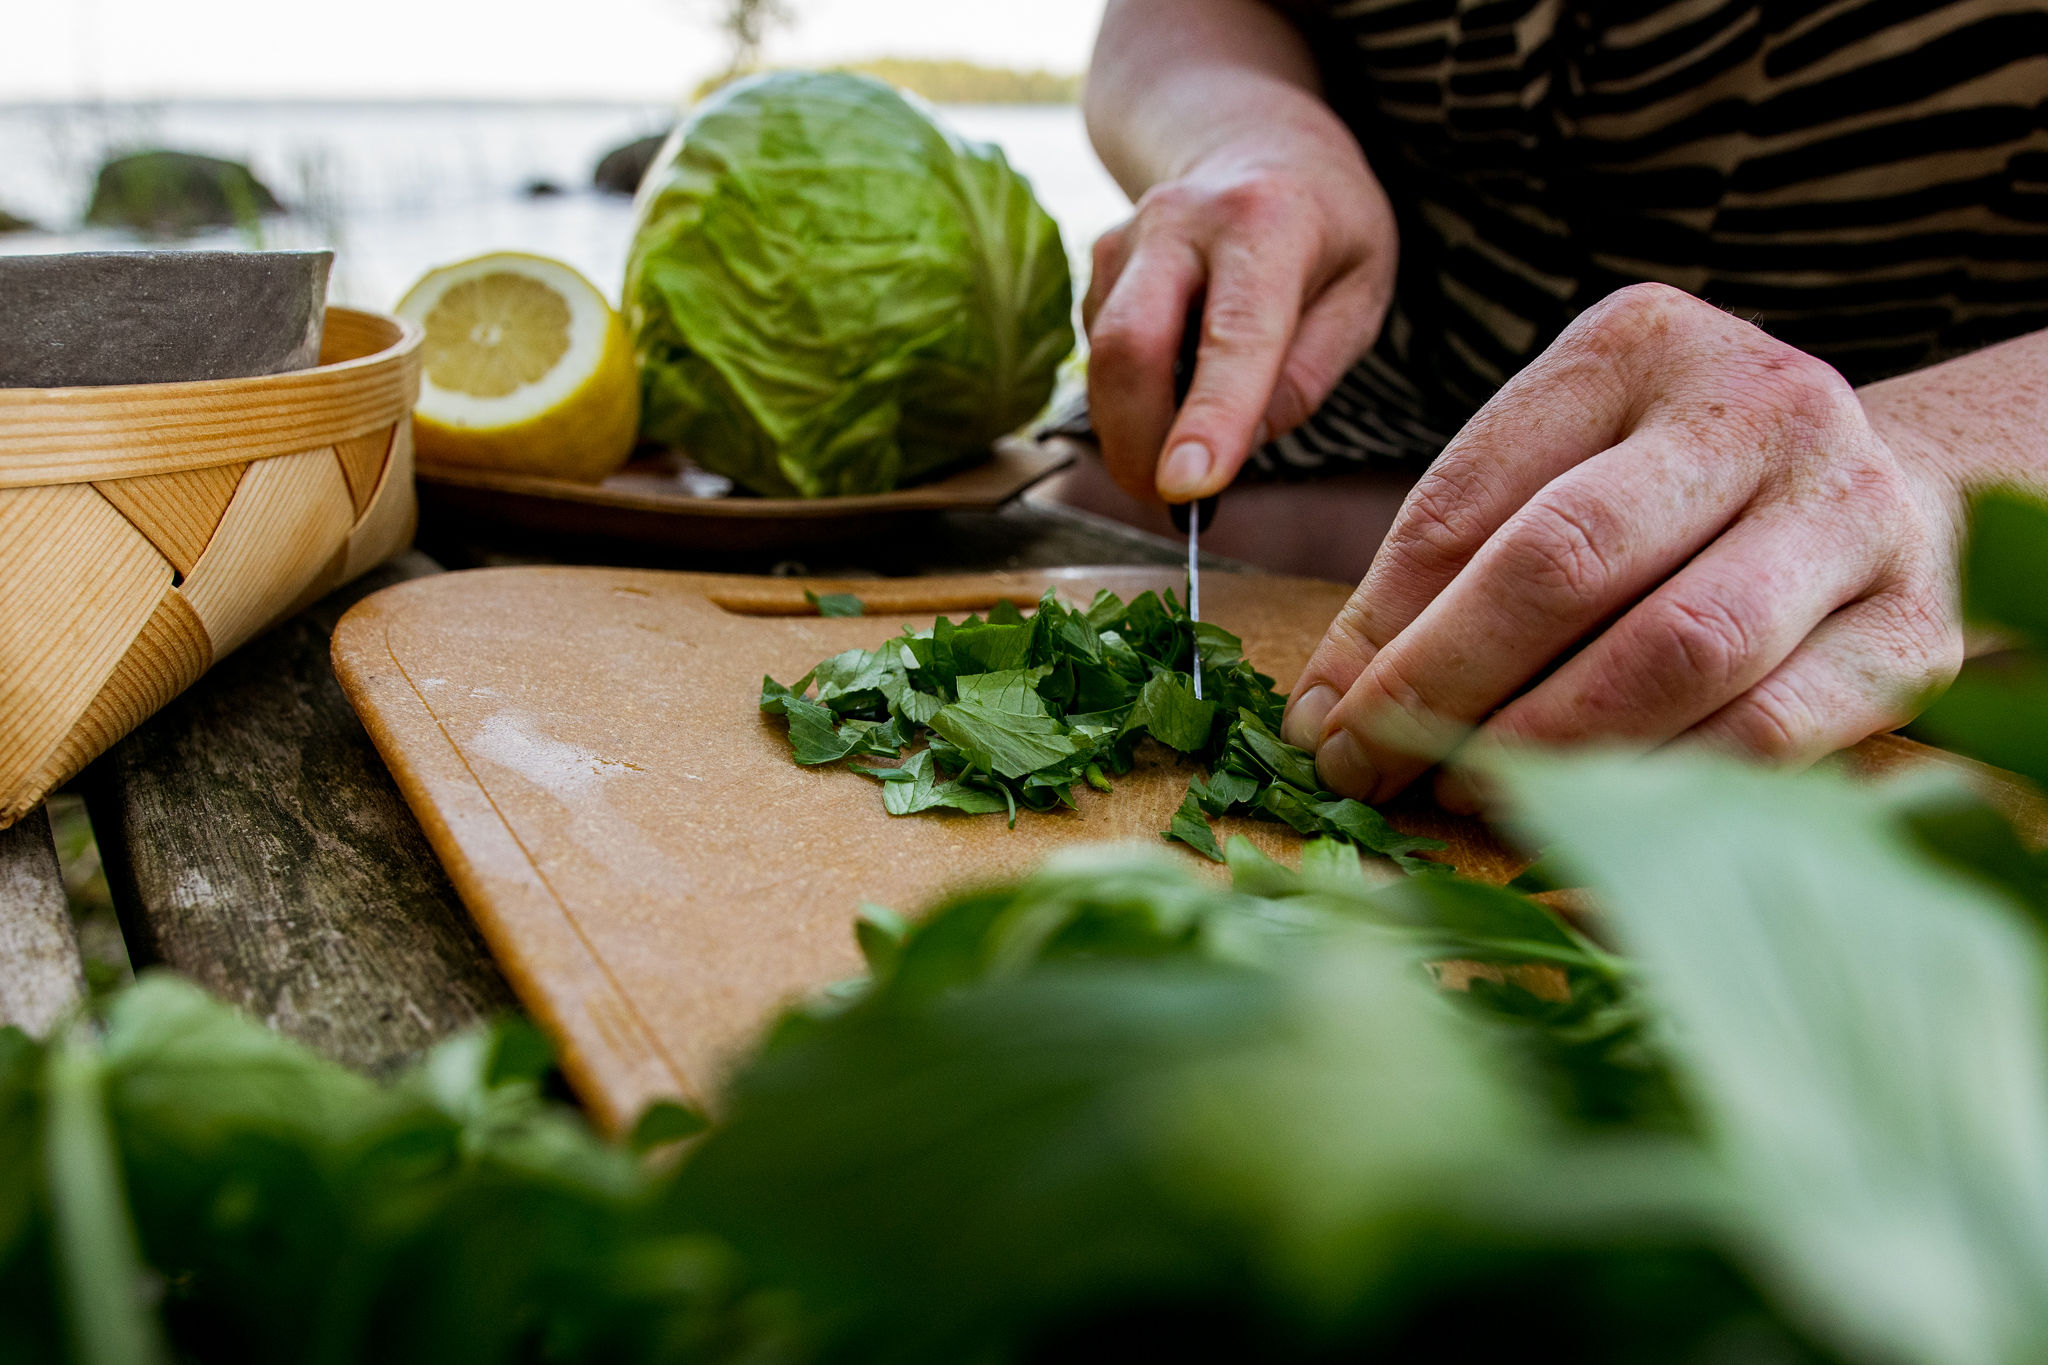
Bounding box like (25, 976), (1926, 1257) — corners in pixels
(1256, 0), (2048, 472)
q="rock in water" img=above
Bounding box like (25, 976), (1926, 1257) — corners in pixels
(593, 134), (669, 197)
(85, 150), (284, 236)
(0, 207), (36, 235)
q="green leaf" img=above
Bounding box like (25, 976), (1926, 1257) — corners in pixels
(1165, 784), (1224, 862)
(780, 694), (867, 765)
(1123, 671), (1218, 753)
(1233, 712), (1321, 790)
(855, 903), (913, 973)
(805, 589), (867, 618)
(1917, 665), (2048, 791)
(1224, 836), (1299, 898)
(627, 1098), (710, 1151)
(1499, 752), (2048, 1365)
(484, 1016), (556, 1087)
(1959, 487), (2048, 646)
(930, 694), (1079, 780)
(45, 1022), (170, 1365)
(949, 623), (1032, 675)
(1298, 838), (1369, 896)
(866, 750), (1010, 816)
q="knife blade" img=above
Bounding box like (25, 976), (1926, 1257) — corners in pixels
(1166, 311), (1219, 699)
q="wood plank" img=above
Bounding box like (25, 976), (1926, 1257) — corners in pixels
(86, 551), (516, 1076)
(0, 805), (86, 1036)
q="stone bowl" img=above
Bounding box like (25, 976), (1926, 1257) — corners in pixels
(0, 249), (332, 387)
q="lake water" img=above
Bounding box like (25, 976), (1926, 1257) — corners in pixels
(0, 100), (1131, 309)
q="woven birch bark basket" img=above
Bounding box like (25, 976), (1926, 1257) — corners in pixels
(0, 306), (424, 828)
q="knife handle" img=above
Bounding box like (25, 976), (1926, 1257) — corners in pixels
(1168, 307), (1220, 534)
(1169, 496), (1219, 533)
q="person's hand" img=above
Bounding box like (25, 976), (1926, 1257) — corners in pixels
(1280, 283), (1967, 804)
(1083, 129), (1398, 503)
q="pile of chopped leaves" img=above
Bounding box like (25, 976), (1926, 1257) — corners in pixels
(761, 586), (1446, 870)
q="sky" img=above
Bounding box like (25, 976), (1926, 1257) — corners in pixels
(8, 0), (1110, 102)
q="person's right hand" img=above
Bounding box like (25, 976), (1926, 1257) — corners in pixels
(1082, 130), (1400, 504)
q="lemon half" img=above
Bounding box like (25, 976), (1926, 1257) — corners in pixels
(396, 252), (640, 483)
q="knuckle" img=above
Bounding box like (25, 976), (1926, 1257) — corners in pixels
(1084, 317), (1158, 386)
(1200, 290), (1289, 354)
(1866, 590), (1965, 694)
(1133, 178), (1200, 223)
(1576, 282), (1700, 347)
(1643, 595), (1760, 693)
(1499, 494), (1623, 614)
(1392, 465), (1497, 579)
(1723, 677), (1815, 762)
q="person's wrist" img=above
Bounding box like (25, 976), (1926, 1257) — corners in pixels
(1861, 383), (1972, 558)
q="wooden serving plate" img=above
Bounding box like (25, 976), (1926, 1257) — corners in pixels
(414, 436), (1073, 553)
(332, 565), (2031, 1129)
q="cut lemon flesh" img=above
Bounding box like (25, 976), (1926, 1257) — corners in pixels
(396, 252), (640, 483)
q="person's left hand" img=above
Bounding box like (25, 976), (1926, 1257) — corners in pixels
(1279, 282), (1967, 805)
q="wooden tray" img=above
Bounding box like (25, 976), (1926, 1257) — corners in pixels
(331, 565), (2021, 1129)
(413, 436), (1073, 553)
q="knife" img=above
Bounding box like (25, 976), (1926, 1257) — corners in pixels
(1166, 312), (1219, 699)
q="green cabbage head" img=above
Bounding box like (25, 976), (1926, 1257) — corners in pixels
(624, 71), (1076, 498)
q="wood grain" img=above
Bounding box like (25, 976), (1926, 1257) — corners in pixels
(88, 553), (516, 1077)
(332, 566), (1523, 1130)
(334, 424), (395, 517)
(19, 590), (211, 818)
(0, 308), (422, 487)
(178, 447), (356, 659)
(0, 805), (85, 1037)
(0, 484), (174, 824)
(93, 462), (249, 576)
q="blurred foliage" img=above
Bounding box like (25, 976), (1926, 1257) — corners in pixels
(44, 796), (131, 997)
(84, 150), (280, 240)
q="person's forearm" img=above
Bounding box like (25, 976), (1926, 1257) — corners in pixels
(1860, 327), (2048, 653)
(1084, 0), (1356, 197)
(1862, 327), (2048, 541)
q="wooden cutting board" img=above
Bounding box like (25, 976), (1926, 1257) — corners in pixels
(330, 565), (2022, 1129)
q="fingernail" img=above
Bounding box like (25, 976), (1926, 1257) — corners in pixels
(1281, 684), (1339, 750)
(1316, 729), (1379, 799)
(1159, 441), (1212, 498)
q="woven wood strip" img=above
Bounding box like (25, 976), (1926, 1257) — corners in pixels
(0, 485), (173, 816)
(93, 462), (249, 578)
(0, 308), (422, 489)
(344, 420), (417, 584)
(334, 423), (395, 518)
(13, 589), (211, 824)
(180, 447), (355, 660)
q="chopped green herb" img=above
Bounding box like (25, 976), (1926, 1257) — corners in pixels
(761, 588), (1447, 870)
(804, 589), (867, 617)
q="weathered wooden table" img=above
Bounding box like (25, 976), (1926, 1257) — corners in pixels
(0, 497), (1221, 1073)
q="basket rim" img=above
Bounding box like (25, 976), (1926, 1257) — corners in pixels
(0, 306), (424, 487)
(0, 305), (421, 405)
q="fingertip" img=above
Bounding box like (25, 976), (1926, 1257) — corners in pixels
(1158, 441), (1214, 500)
(1280, 683), (1339, 750)
(1314, 729), (1380, 800)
